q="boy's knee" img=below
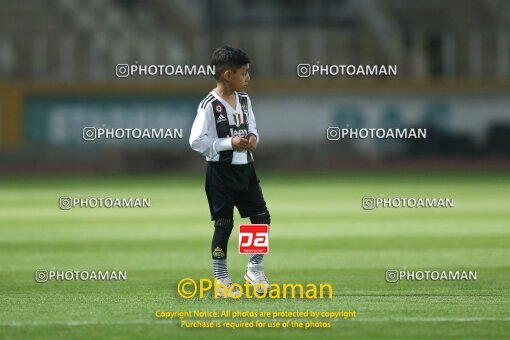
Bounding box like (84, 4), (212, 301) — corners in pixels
(249, 211), (270, 225)
(214, 218), (234, 229)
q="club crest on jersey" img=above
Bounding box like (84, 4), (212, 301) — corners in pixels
(232, 112), (244, 127)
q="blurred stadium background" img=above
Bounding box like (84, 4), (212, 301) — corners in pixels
(1, 2), (510, 339)
(0, 0), (509, 173)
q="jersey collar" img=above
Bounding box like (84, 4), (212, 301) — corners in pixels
(211, 89), (239, 112)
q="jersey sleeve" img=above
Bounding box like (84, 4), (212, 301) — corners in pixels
(189, 103), (233, 158)
(247, 96), (260, 144)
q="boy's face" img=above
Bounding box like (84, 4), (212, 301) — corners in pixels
(223, 64), (250, 91)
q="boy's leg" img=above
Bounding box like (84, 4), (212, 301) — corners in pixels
(211, 217), (234, 280)
(248, 211), (271, 265)
(232, 163), (271, 293)
(205, 163), (242, 297)
(244, 210), (272, 293)
(211, 216), (243, 298)
(234, 167), (270, 271)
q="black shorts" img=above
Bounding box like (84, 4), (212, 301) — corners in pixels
(205, 161), (268, 220)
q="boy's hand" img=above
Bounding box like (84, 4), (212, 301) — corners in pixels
(231, 137), (248, 151)
(246, 134), (257, 152)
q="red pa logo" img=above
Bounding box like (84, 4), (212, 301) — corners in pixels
(238, 224), (269, 254)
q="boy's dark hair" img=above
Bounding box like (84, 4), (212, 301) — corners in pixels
(211, 46), (250, 80)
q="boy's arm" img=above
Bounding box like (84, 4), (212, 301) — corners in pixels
(189, 105), (233, 158)
(246, 96), (259, 151)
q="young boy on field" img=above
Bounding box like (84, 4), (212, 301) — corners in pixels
(189, 46), (271, 297)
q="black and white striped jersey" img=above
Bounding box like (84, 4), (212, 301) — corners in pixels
(189, 90), (259, 164)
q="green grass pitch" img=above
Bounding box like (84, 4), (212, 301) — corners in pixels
(0, 172), (509, 339)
